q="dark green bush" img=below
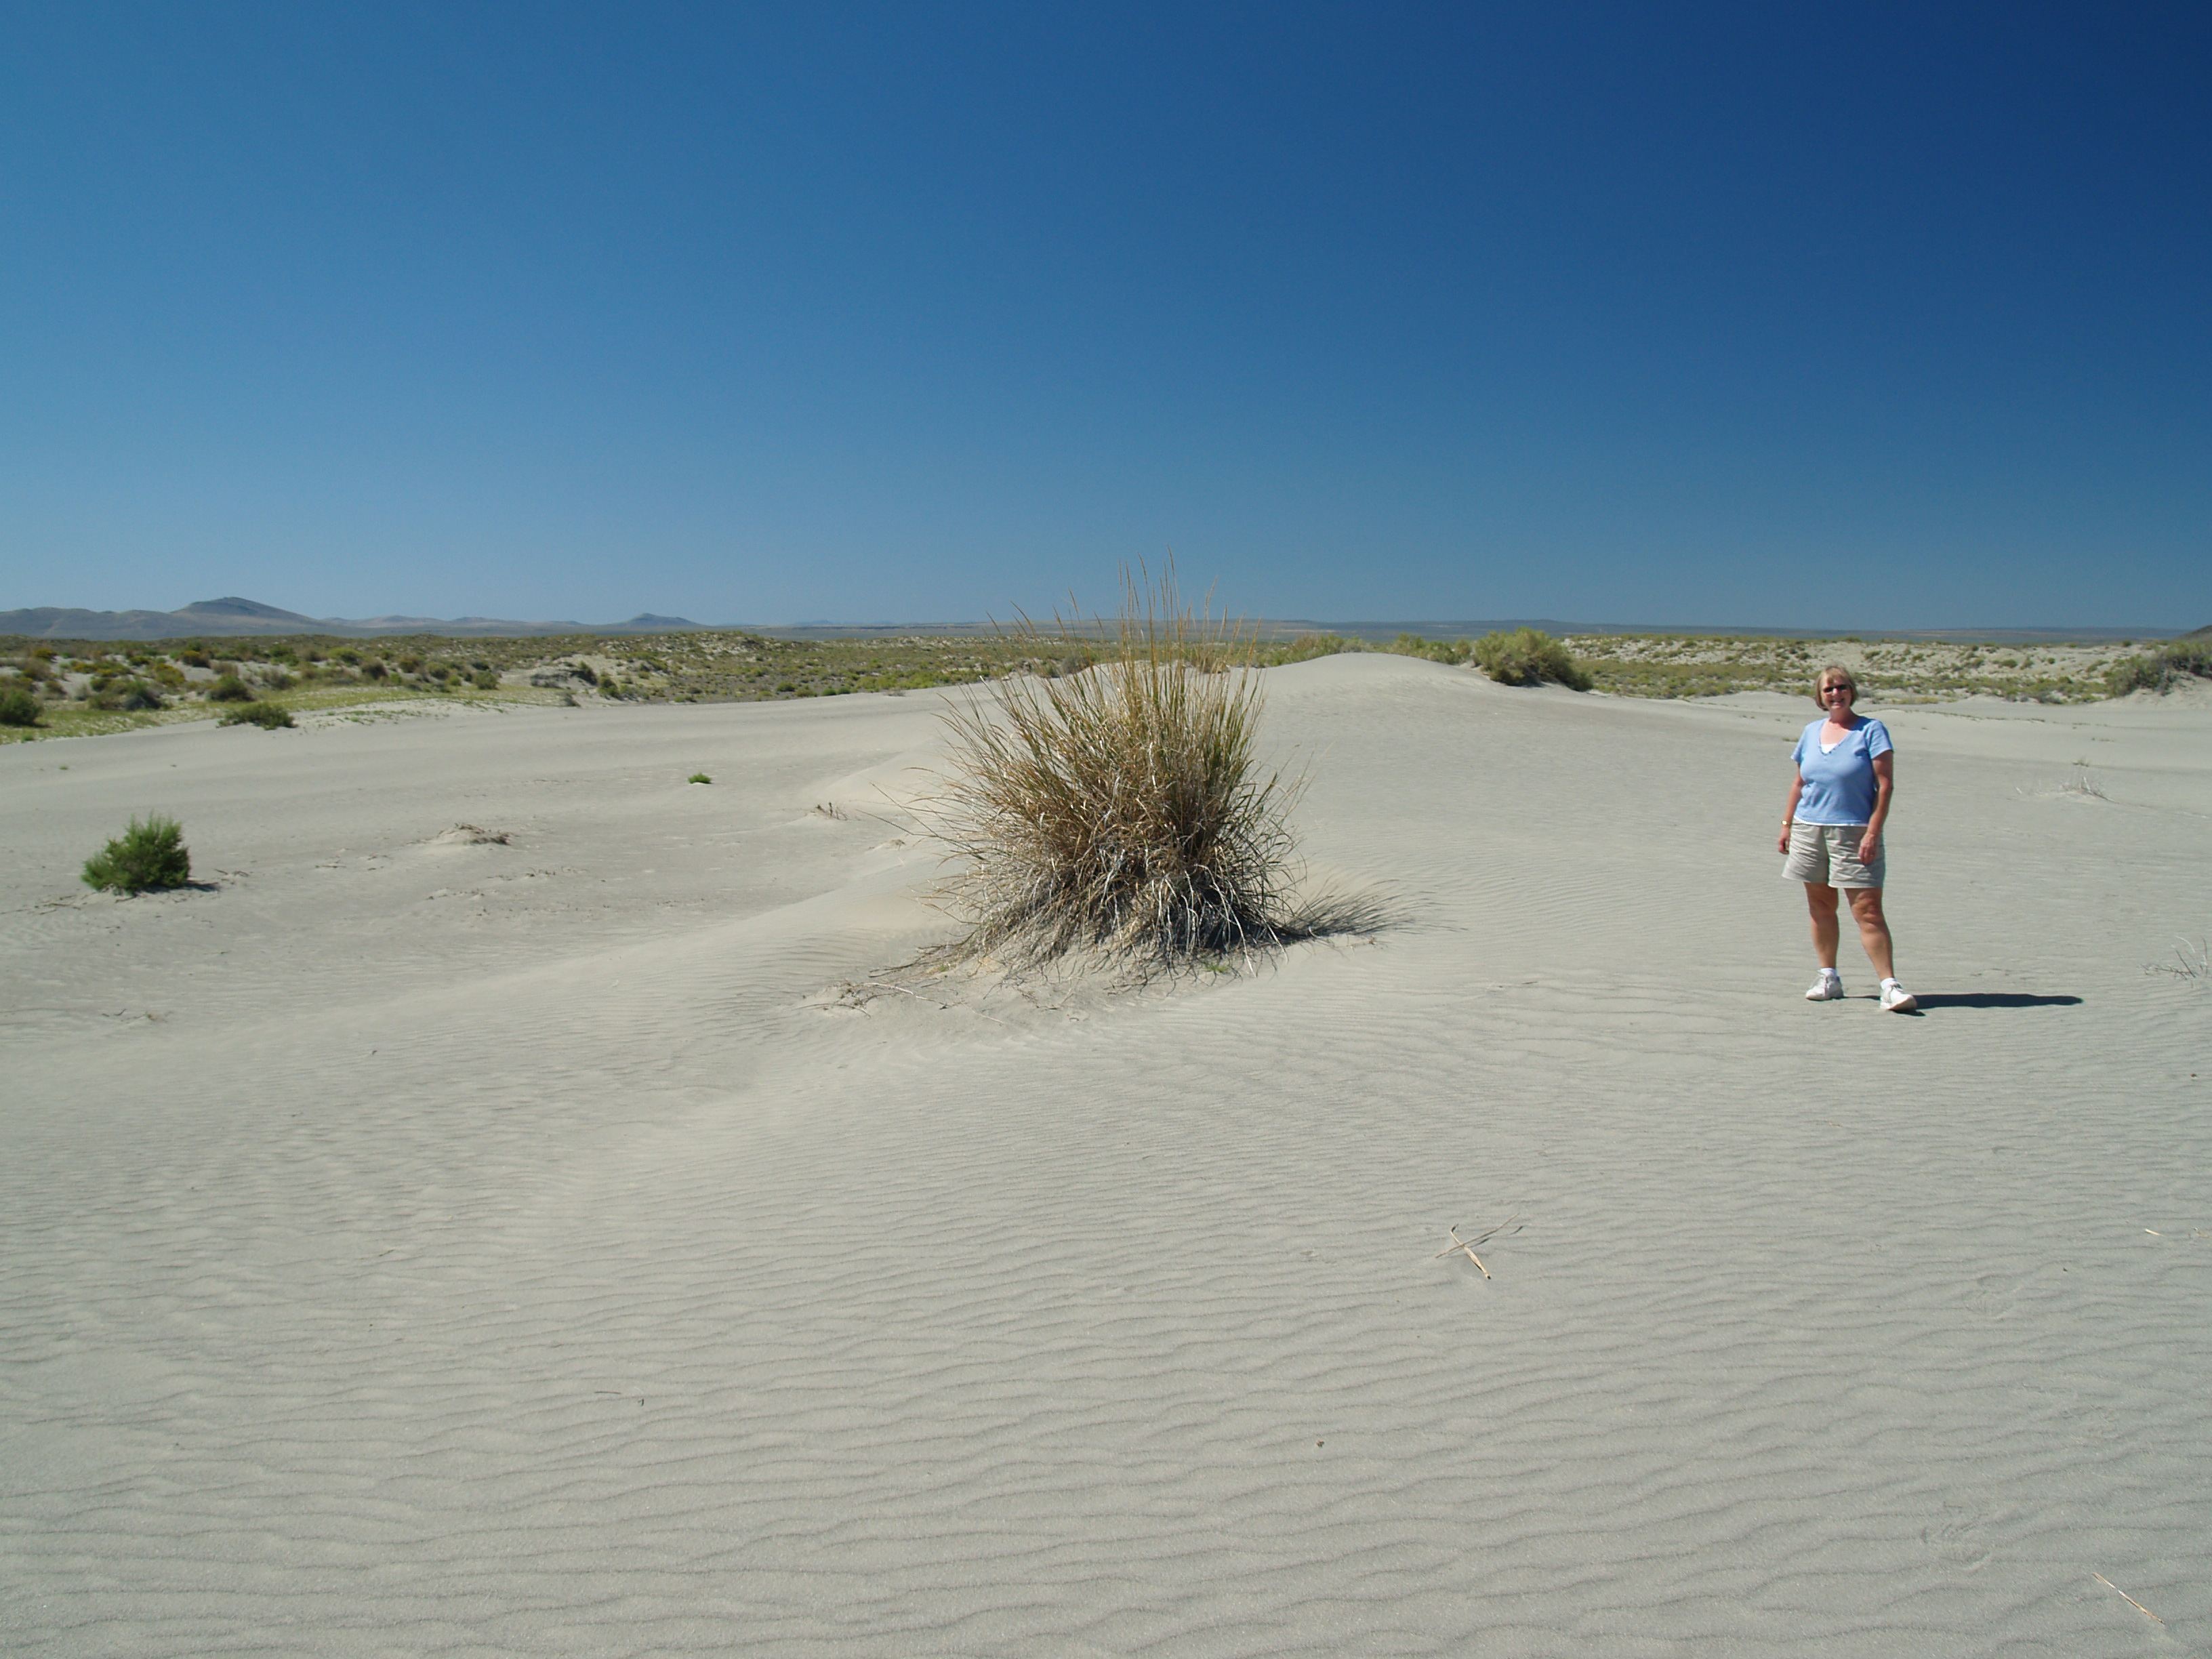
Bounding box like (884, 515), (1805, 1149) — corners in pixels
(209, 675), (253, 701)
(220, 701), (296, 729)
(94, 680), (167, 711)
(0, 687), (43, 726)
(1471, 628), (1593, 690)
(2108, 640), (2212, 696)
(82, 814), (192, 893)
(472, 668), (499, 690)
(1390, 633), (1471, 664)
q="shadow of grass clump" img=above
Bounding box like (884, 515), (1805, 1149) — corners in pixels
(83, 814), (191, 894)
(928, 567), (1378, 972)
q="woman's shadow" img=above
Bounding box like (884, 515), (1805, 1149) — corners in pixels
(1898, 991), (2083, 1015)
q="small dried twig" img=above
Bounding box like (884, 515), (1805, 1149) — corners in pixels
(2090, 1572), (2163, 1624)
(1433, 1216), (1522, 1278)
(852, 977), (1012, 1027)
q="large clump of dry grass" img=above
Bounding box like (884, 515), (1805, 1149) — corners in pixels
(930, 569), (1316, 969)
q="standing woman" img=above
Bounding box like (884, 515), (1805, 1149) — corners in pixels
(1778, 665), (1917, 1011)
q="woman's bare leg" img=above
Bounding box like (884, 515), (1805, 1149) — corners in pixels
(1804, 883), (1841, 968)
(1846, 886), (1896, 981)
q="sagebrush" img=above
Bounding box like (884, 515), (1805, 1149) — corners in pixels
(1471, 627), (1592, 689)
(83, 815), (192, 894)
(2108, 640), (2212, 696)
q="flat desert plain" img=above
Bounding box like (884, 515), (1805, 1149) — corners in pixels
(3, 652), (2209, 1658)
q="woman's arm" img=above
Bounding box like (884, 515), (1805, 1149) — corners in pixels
(1778, 775), (1805, 855)
(1861, 752), (1894, 863)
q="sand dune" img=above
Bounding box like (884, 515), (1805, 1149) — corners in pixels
(4, 655), (2208, 1656)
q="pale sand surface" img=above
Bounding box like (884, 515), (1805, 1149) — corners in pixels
(3, 655), (2208, 1656)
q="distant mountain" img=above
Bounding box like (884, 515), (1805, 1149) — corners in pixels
(0, 598), (714, 641)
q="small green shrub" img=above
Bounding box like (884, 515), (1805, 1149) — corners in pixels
(472, 669), (499, 689)
(1471, 628), (1593, 690)
(82, 814), (192, 893)
(1390, 632), (1471, 664)
(0, 687), (43, 726)
(209, 674), (253, 701)
(94, 680), (167, 711)
(220, 701), (296, 729)
(2108, 640), (2212, 696)
(689, 772), (712, 783)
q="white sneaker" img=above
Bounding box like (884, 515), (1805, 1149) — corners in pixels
(1805, 971), (1845, 1001)
(1880, 980), (1918, 1012)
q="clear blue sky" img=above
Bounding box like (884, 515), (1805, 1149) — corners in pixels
(4, 2), (2207, 629)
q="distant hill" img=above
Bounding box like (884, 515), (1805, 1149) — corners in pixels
(0, 598), (713, 641)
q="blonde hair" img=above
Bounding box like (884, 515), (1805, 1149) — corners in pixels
(1812, 663), (1858, 707)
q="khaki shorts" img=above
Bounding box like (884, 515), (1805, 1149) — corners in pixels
(1784, 821), (1885, 888)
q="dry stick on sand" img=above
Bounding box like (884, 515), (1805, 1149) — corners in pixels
(1434, 1218), (1523, 1279)
(2090, 1573), (2164, 1625)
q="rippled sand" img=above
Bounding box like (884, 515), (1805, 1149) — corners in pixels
(4, 655), (2208, 1656)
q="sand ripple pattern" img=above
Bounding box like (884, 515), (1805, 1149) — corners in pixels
(5, 669), (2210, 1655)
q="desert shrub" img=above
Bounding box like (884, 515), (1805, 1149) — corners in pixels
(0, 687), (43, 726)
(1471, 627), (1593, 690)
(689, 772), (712, 784)
(1259, 634), (1363, 667)
(220, 701), (295, 729)
(932, 568), (1311, 967)
(178, 648), (211, 668)
(94, 680), (167, 711)
(82, 814), (191, 893)
(472, 669), (499, 690)
(262, 670), (295, 691)
(209, 674), (253, 701)
(571, 661), (598, 684)
(2108, 640), (2212, 696)
(1390, 632), (1471, 664)
(362, 659), (388, 680)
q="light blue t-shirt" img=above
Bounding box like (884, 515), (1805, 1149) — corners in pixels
(1791, 717), (1893, 825)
